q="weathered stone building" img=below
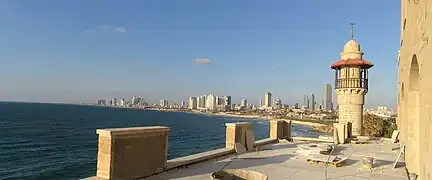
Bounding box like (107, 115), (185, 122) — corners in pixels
(398, 0), (432, 179)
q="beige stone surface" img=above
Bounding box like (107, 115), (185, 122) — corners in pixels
(269, 120), (292, 140)
(398, 0), (432, 179)
(95, 126), (170, 180)
(225, 122), (252, 149)
(148, 140), (407, 180)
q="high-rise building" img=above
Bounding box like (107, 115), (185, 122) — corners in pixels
(215, 96), (221, 106)
(197, 96), (206, 109)
(303, 94), (309, 109)
(274, 99), (282, 109)
(264, 92), (272, 107)
(205, 94), (216, 110)
(131, 96), (137, 105)
(119, 98), (125, 106)
(188, 97), (197, 109)
(241, 99), (247, 108)
(310, 93), (315, 110)
(160, 100), (168, 107)
(324, 84), (333, 111)
(112, 98), (118, 106)
(222, 96), (232, 106)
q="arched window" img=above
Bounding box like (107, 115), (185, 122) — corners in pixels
(409, 54), (420, 91)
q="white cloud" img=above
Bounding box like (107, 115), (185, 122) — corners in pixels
(114, 27), (127, 33)
(86, 25), (128, 33)
(194, 58), (211, 64)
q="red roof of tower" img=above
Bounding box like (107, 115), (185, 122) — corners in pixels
(330, 58), (374, 69)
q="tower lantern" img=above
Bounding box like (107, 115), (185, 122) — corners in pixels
(331, 24), (374, 137)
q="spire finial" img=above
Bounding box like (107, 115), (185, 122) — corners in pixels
(350, 22), (355, 40)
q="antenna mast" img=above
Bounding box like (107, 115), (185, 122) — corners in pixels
(350, 22), (355, 40)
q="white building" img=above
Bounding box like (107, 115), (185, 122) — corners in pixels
(264, 92), (272, 107)
(188, 97), (197, 110)
(160, 100), (168, 107)
(205, 94), (217, 110)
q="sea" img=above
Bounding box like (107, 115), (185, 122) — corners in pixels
(0, 102), (323, 180)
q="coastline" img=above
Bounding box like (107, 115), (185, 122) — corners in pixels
(88, 105), (330, 128)
(186, 111), (328, 127)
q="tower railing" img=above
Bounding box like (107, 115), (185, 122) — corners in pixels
(335, 78), (368, 89)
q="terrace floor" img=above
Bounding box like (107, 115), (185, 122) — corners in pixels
(148, 140), (408, 180)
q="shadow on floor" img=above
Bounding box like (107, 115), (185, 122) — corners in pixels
(330, 146), (347, 156)
(373, 159), (394, 168)
(261, 142), (306, 151)
(148, 154), (293, 179)
(342, 159), (358, 167)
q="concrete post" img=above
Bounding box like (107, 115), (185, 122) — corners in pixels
(284, 120), (292, 140)
(96, 126), (170, 180)
(270, 120), (292, 140)
(225, 122), (252, 149)
(333, 123), (347, 144)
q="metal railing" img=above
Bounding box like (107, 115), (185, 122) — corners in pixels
(335, 78), (368, 89)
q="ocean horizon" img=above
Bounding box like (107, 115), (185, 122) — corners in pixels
(0, 102), (323, 180)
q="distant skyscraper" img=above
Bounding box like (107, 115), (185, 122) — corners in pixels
(241, 99), (248, 108)
(274, 99), (282, 109)
(112, 98), (118, 106)
(223, 96), (232, 105)
(188, 97), (197, 109)
(324, 84), (333, 111)
(304, 95), (309, 109)
(160, 100), (168, 107)
(131, 96), (137, 105)
(215, 96), (221, 105)
(310, 93), (315, 110)
(264, 92), (272, 107)
(197, 96), (206, 109)
(303, 94), (308, 109)
(119, 98), (125, 106)
(205, 94), (217, 110)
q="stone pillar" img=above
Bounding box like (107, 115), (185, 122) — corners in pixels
(225, 122), (252, 149)
(284, 120), (292, 140)
(270, 120), (292, 140)
(96, 126), (170, 180)
(333, 123), (347, 144)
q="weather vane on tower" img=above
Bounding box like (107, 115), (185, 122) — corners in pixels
(350, 22), (355, 40)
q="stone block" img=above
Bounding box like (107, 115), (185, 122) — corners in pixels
(95, 126), (170, 180)
(334, 123), (347, 144)
(269, 120), (292, 140)
(225, 122), (252, 149)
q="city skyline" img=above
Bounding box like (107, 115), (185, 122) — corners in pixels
(0, 1), (399, 108)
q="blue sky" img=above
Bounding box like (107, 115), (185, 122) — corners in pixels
(0, 0), (400, 108)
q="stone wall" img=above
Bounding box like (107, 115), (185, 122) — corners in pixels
(96, 127), (170, 180)
(92, 121), (289, 180)
(398, 0), (432, 179)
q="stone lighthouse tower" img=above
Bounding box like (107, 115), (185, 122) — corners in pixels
(331, 24), (374, 137)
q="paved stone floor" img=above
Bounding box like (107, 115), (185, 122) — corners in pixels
(149, 140), (408, 180)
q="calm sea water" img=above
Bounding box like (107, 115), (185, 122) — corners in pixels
(0, 102), (321, 180)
